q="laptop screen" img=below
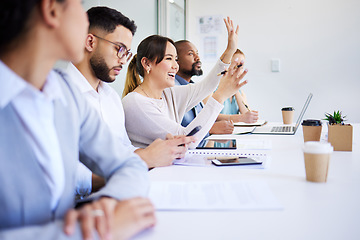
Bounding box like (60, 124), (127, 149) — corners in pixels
(294, 93), (313, 132)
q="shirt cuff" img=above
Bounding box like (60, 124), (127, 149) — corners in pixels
(75, 163), (92, 198)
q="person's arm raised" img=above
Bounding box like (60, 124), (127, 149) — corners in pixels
(171, 16), (239, 111)
(220, 16), (239, 64)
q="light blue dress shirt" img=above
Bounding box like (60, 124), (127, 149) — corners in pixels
(0, 62), (149, 238)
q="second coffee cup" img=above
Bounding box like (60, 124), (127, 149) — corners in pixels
(303, 141), (333, 183)
(281, 107), (294, 124)
(302, 119), (322, 142)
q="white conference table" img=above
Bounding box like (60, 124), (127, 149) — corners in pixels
(135, 124), (360, 240)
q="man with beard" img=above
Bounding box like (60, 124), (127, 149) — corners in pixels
(66, 7), (194, 197)
(174, 40), (258, 143)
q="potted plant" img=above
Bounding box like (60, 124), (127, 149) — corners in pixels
(324, 111), (352, 151)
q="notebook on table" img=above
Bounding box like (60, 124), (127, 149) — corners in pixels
(234, 119), (267, 127)
(173, 138), (270, 168)
(252, 93), (313, 135)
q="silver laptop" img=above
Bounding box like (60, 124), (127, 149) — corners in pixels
(252, 93), (313, 135)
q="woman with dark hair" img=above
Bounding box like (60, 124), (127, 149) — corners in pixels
(0, 0), (155, 239)
(122, 17), (248, 148)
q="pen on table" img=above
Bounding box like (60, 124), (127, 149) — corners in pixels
(217, 63), (243, 76)
(242, 101), (251, 111)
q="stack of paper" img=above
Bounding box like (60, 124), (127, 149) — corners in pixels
(149, 181), (283, 211)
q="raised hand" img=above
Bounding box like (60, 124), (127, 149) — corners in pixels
(212, 59), (248, 104)
(220, 16), (240, 64)
(224, 16), (239, 53)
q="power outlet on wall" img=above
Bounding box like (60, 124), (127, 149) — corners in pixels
(271, 59), (280, 72)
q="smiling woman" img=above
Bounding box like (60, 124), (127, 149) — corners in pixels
(122, 19), (248, 148)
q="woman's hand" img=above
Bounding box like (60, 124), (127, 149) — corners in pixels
(64, 197), (117, 240)
(231, 111), (259, 123)
(112, 198), (156, 240)
(64, 197), (156, 240)
(220, 17), (239, 64)
(209, 120), (234, 134)
(224, 16), (239, 53)
(212, 60), (248, 104)
(136, 134), (195, 168)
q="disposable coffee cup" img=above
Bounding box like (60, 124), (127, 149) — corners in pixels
(281, 107), (295, 124)
(302, 119), (322, 142)
(303, 141), (333, 183)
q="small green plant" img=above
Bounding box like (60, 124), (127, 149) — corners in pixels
(324, 110), (347, 125)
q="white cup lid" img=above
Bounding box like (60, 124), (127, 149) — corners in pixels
(303, 141), (333, 154)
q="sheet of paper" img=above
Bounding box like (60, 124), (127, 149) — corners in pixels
(173, 154), (212, 167)
(173, 153), (271, 169)
(234, 119), (267, 127)
(236, 139), (272, 150)
(232, 126), (255, 134)
(200, 127), (254, 136)
(149, 181), (283, 211)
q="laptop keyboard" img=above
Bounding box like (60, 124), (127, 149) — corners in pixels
(271, 126), (294, 132)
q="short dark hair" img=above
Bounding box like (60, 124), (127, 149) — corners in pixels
(87, 6), (137, 36)
(174, 40), (190, 50)
(0, 0), (65, 53)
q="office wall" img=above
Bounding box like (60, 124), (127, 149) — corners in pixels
(186, 0), (360, 122)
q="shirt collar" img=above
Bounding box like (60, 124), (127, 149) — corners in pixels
(175, 74), (193, 85)
(67, 63), (112, 96)
(0, 61), (26, 108)
(67, 63), (94, 94)
(0, 61), (66, 109)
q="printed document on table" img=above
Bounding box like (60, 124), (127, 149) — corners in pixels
(173, 152), (271, 169)
(149, 181), (283, 211)
(232, 127), (255, 134)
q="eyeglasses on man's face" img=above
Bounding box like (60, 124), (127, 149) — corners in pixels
(92, 34), (132, 61)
